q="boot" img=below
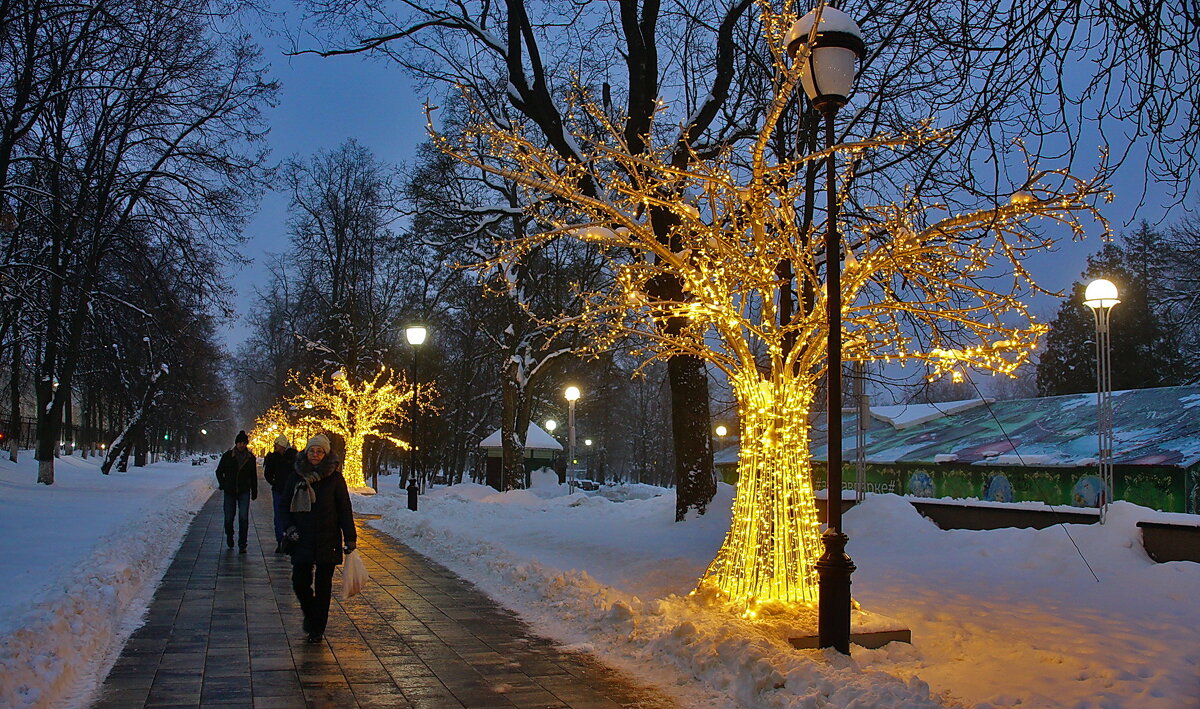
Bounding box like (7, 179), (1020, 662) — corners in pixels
(274, 542), (283, 554)
(226, 534), (233, 549)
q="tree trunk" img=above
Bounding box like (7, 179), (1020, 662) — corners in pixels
(101, 367), (165, 474)
(699, 375), (823, 606)
(63, 382), (73, 456)
(8, 333), (19, 463)
(102, 418), (141, 474)
(498, 361), (526, 491)
(343, 432), (366, 488)
(669, 354), (716, 521)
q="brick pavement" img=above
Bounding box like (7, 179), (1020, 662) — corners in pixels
(92, 490), (678, 708)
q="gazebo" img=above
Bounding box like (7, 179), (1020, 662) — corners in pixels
(478, 421), (563, 490)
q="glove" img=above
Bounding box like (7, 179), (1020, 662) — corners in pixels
(285, 527), (300, 542)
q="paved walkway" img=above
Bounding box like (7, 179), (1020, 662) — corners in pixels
(93, 490), (677, 708)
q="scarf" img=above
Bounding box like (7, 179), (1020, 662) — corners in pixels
(290, 453), (337, 512)
(232, 447), (252, 469)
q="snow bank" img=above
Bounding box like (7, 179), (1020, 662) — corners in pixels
(355, 483), (1199, 708)
(355, 483), (945, 707)
(0, 453), (213, 709)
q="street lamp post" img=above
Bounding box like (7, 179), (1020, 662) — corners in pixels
(787, 5), (865, 656)
(1084, 278), (1119, 523)
(584, 438), (593, 479)
(564, 386), (580, 493)
(405, 325), (427, 493)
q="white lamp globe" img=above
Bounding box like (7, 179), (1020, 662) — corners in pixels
(1083, 279), (1119, 310)
(405, 325), (427, 345)
(564, 386), (581, 402)
(785, 7), (865, 111)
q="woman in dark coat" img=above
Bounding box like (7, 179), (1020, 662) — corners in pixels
(279, 433), (356, 644)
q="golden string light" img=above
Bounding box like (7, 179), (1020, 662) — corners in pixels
(274, 368), (437, 489)
(429, 4), (1110, 611)
(248, 406), (307, 458)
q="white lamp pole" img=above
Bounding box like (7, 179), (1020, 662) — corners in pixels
(564, 386), (580, 492)
(405, 325), (427, 492)
(1083, 279), (1119, 523)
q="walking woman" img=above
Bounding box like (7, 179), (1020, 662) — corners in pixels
(279, 433), (356, 644)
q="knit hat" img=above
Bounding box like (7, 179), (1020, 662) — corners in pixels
(235, 430), (249, 445)
(274, 434), (290, 449)
(306, 433), (331, 453)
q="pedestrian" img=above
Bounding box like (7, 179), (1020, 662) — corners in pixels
(215, 430), (258, 553)
(279, 433), (356, 644)
(262, 434), (298, 553)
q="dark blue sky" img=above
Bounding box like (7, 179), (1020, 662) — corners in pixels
(224, 31), (428, 349)
(222, 22), (1182, 355)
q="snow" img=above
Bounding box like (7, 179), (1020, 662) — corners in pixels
(2, 456), (1197, 708)
(870, 399), (989, 430)
(351, 477), (1199, 708)
(478, 421), (563, 450)
(0, 452), (214, 709)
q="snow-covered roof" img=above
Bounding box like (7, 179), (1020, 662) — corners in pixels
(809, 385), (1200, 469)
(870, 398), (989, 429)
(478, 421), (564, 451)
(715, 386), (1200, 471)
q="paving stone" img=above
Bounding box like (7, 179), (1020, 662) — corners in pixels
(95, 489), (678, 708)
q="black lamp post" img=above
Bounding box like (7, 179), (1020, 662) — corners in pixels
(404, 325), (427, 491)
(786, 4), (865, 656)
(564, 386), (580, 492)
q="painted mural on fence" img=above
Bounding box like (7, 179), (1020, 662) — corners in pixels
(807, 462), (1191, 513)
(726, 385), (1200, 513)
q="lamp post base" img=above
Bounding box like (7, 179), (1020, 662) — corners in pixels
(816, 528), (855, 654)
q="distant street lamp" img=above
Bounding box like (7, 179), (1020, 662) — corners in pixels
(714, 424), (730, 454)
(404, 325), (427, 492)
(564, 386), (580, 492)
(1084, 278), (1119, 523)
(787, 4), (865, 656)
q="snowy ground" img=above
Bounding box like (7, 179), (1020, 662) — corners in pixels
(0, 455), (1196, 708)
(354, 472), (1200, 709)
(0, 453), (214, 709)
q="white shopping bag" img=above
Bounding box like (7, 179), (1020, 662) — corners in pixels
(342, 549), (369, 599)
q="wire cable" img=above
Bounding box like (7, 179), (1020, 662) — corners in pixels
(960, 373), (1101, 583)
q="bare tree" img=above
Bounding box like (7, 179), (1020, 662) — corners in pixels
(0, 0), (274, 484)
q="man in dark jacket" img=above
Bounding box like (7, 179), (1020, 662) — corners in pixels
(215, 430), (258, 553)
(279, 433), (356, 644)
(262, 434), (297, 553)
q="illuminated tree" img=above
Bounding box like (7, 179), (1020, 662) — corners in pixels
(248, 405), (310, 458)
(430, 6), (1108, 609)
(286, 368), (436, 489)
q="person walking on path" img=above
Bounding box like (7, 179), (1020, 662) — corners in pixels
(215, 430), (258, 553)
(262, 434), (297, 553)
(279, 433), (356, 644)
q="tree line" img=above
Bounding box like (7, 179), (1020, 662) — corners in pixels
(0, 0), (275, 482)
(4, 0), (1196, 501)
